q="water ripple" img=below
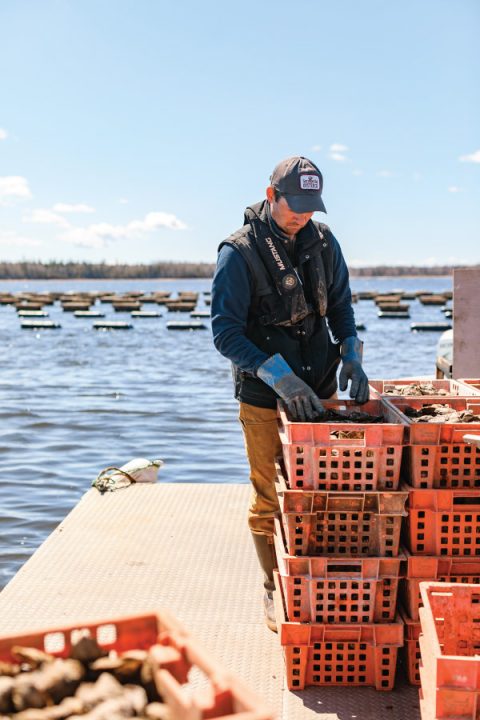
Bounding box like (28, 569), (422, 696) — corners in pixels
(0, 276), (452, 588)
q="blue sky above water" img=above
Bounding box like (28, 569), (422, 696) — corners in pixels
(0, 0), (478, 265)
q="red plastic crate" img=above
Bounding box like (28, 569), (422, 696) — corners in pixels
(404, 486), (480, 556)
(278, 399), (407, 491)
(370, 378), (480, 398)
(0, 612), (273, 720)
(385, 397), (480, 489)
(273, 517), (403, 623)
(274, 571), (403, 691)
(401, 442), (480, 489)
(275, 461), (407, 557)
(399, 606), (421, 686)
(419, 582), (480, 720)
(384, 397), (480, 445)
(402, 550), (480, 621)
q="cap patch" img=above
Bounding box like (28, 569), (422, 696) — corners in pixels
(299, 174), (320, 191)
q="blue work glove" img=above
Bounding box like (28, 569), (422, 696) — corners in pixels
(256, 353), (324, 421)
(338, 336), (370, 404)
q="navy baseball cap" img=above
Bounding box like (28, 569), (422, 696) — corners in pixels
(270, 156), (327, 213)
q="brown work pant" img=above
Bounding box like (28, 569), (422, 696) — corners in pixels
(239, 395), (337, 536)
(239, 402), (282, 537)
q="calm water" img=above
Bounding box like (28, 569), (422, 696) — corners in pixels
(0, 276), (452, 588)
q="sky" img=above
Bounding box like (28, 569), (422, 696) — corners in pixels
(0, 0), (478, 266)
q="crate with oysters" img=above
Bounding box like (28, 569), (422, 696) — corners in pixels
(369, 378), (480, 399)
(0, 613), (273, 720)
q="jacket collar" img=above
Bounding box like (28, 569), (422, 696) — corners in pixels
(244, 200), (319, 255)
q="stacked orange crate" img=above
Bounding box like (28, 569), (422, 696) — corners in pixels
(379, 389), (480, 688)
(273, 398), (408, 691)
(418, 581), (480, 720)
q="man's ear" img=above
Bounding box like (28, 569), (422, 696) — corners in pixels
(266, 185), (275, 203)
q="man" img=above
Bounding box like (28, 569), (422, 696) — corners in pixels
(211, 156), (369, 631)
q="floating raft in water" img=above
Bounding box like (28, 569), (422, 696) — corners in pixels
(378, 311), (410, 318)
(16, 303), (44, 311)
(411, 322), (452, 332)
(17, 310), (49, 317)
(74, 310), (106, 318)
(166, 320), (207, 330)
(131, 310), (161, 318)
(355, 322), (366, 331)
(190, 310), (210, 318)
(62, 303), (93, 311)
(21, 320), (61, 329)
(93, 321), (133, 330)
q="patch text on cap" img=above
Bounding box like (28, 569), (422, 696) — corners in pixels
(299, 174), (320, 191)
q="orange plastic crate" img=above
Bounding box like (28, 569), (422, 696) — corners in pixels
(370, 378), (480, 398)
(275, 461), (407, 557)
(419, 582), (480, 720)
(402, 550), (480, 621)
(404, 486), (480, 556)
(278, 399), (407, 491)
(273, 517), (403, 623)
(399, 607), (421, 686)
(274, 571), (403, 691)
(0, 612), (273, 720)
(401, 442), (480, 489)
(385, 397), (480, 489)
(384, 397), (480, 445)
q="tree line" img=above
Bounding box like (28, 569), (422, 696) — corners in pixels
(349, 265), (474, 277)
(0, 261), (216, 279)
(0, 260), (476, 279)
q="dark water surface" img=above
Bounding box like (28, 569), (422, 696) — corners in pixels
(0, 276), (452, 588)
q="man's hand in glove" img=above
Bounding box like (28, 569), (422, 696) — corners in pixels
(256, 354), (324, 421)
(338, 336), (370, 404)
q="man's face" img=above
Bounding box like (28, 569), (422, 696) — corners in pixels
(267, 186), (314, 237)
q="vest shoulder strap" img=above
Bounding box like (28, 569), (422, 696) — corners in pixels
(219, 225), (272, 299)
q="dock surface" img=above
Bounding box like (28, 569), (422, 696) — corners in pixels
(0, 483), (419, 719)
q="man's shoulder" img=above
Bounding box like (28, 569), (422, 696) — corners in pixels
(312, 220), (332, 237)
(220, 223), (254, 251)
(311, 221), (340, 254)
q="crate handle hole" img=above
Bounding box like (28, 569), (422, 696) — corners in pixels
(97, 623), (117, 646)
(44, 631), (66, 654)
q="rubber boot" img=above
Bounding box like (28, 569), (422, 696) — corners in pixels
(251, 532), (277, 632)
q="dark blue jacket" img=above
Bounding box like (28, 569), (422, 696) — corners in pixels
(211, 201), (357, 407)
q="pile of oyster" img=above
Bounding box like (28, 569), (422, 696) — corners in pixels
(0, 637), (171, 719)
(383, 382), (449, 396)
(403, 404), (480, 424)
(314, 409), (386, 439)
